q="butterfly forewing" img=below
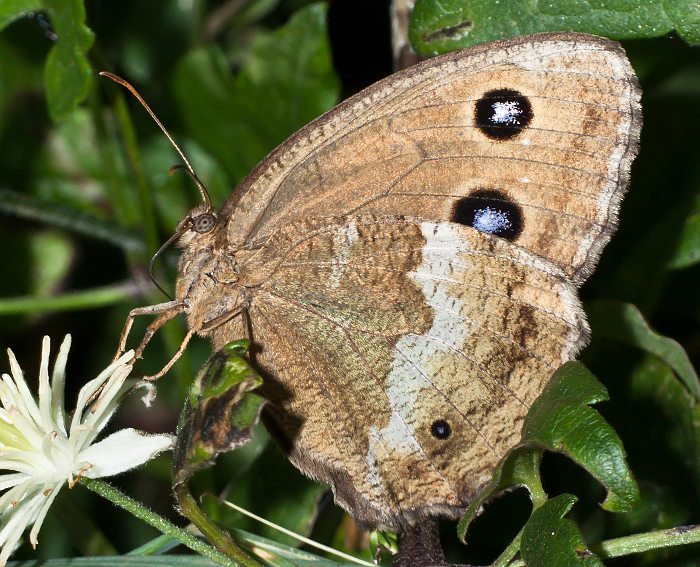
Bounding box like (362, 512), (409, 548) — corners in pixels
(225, 33), (640, 284)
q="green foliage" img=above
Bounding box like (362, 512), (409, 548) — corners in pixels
(43, 0), (94, 120)
(587, 301), (700, 400)
(458, 447), (545, 543)
(0, 0), (94, 120)
(670, 196), (700, 268)
(0, 188), (144, 252)
(0, 1), (699, 566)
(523, 363), (639, 513)
(521, 495), (604, 567)
(170, 3), (339, 190)
(0, 0), (42, 32)
(173, 340), (266, 489)
(458, 363), (639, 563)
(1, 558), (227, 566)
(410, 0), (700, 55)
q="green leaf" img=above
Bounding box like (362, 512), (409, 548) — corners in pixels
(523, 362), (640, 512)
(665, 0), (700, 44)
(43, 0), (95, 121)
(171, 2), (340, 187)
(628, 355), (700, 492)
(2, 0), (92, 154)
(668, 190), (700, 269)
(458, 363), (639, 545)
(29, 230), (73, 296)
(369, 530), (398, 561)
(521, 494), (604, 567)
(0, 0), (42, 32)
(409, 0), (700, 55)
(457, 447), (543, 542)
(173, 340), (266, 488)
(587, 300), (700, 401)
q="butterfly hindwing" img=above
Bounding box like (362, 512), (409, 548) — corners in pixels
(211, 216), (588, 527)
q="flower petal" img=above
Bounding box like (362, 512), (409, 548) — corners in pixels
(0, 488), (44, 562)
(28, 483), (62, 546)
(0, 482), (32, 514)
(0, 473), (29, 492)
(37, 337), (54, 434)
(79, 428), (173, 478)
(81, 362), (133, 436)
(0, 359), (40, 429)
(0, 410), (43, 453)
(0, 452), (49, 483)
(50, 336), (71, 437)
(69, 350), (134, 441)
(4, 351), (39, 426)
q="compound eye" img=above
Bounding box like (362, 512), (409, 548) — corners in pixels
(193, 213), (216, 234)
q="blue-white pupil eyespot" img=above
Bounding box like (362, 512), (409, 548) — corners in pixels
(472, 206), (512, 234)
(451, 189), (524, 242)
(490, 100), (523, 126)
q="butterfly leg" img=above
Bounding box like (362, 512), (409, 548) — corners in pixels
(141, 327), (196, 381)
(200, 305), (244, 333)
(114, 299), (188, 362)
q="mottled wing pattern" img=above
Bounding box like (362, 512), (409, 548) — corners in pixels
(220, 216), (587, 528)
(224, 32), (641, 283)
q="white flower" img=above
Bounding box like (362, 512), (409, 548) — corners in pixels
(0, 335), (174, 565)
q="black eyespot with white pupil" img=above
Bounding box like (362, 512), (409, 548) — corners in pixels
(431, 419), (451, 440)
(452, 189), (524, 242)
(475, 88), (533, 140)
(193, 214), (216, 233)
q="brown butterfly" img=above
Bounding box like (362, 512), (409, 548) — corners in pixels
(108, 31), (641, 540)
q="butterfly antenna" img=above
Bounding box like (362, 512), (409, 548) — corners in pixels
(169, 163), (211, 206)
(147, 228), (186, 300)
(99, 71), (213, 212)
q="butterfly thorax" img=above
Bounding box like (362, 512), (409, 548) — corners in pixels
(176, 227), (249, 336)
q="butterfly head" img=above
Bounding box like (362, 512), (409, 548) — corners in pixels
(173, 202), (218, 246)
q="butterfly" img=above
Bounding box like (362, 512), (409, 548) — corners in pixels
(109, 31), (641, 533)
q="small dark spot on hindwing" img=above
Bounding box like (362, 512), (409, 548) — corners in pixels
(431, 419), (451, 440)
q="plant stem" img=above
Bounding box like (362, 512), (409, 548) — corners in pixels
(0, 188), (144, 253)
(224, 499), (374, 566)
(491, 528), (523, 567)
(127, 533), (180, 556)
(0, 283), (136, 315)
(82, 477), (235, 566)
(174, 482), (262, 567)
(591, 524), (700, 558)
